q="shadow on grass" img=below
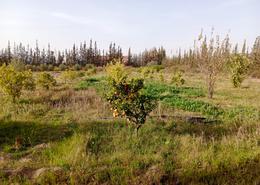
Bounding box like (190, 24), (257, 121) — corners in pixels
(163, 118), (260, 142)
(178, 154), (260, 185)
(0, 120), (77, 151)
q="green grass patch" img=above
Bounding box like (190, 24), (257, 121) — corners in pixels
(144, 82), (223, 117)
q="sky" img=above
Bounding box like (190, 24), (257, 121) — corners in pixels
(0, 0), (259, 55)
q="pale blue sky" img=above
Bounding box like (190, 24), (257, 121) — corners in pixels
(0, 0), (259, 54)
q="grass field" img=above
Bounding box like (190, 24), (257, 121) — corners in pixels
(0, 67), (260, 184)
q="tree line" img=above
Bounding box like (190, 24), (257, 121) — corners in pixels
(0, 40), (166, 69)
(171, 36), (260, 68)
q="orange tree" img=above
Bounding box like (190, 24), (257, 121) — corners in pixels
(105, 61), (157, 134)
(0, 64), (35, 102)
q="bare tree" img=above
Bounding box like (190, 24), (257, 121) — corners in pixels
(196, 29), (230, 98)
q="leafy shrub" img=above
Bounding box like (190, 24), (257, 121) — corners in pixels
(58, 64), (67, 71)
(159, 71), (164, 82)
(61, 70), (82, 83)
(105, 61), (157, 134)
(53, 66), (60, 71)
(171, 71), (185, 86)
(23, 71), (36, 91)
(84, 64), (95, 70)
(140, 67), (154, 79)
(47, 64), (54, 71)
(229, 54), (250, 88)
(0, 65), (35, 102)
(37, 72), (57, 90)
(25, 64), (34, 71)
(150, 65), (164, 72)
(10, 59), (25, 71)
(39, 64), (48, 71)
(140, 65), (164, 79)
(86, 68), (97, 76)
(73, 64), (82, 71)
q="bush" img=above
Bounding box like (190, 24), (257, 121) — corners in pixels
(39, 64), (48, 71)
(159, 71), (164, 82)
(171, 71), (185, 86)
(84, 64), (95, 70)
(105, 61), (157, 134)
(86, 68), (97, 76)
(47, 64), (54, 71)
(0, 65), (35, 102)
(140, 67), (153, 79)
(229, 54), (250, 88)
(61, 70), (82, 83)
(37, 72), (57, 90)
(59, 64), (67, 71)
(150, 65), (164, 72)
(25, 64), (34, 71)
(140, 65), (164, 79)
(23, 71), (36, 91)
(73, 64), (82, 71)
(10, 59), (25, 71)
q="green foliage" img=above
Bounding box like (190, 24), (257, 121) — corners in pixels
(25, 64), (34, 71)
(84, 64), (95, 70)
(105, 61), (157, 132)
(164, 96), (222, 117)
(22, 71), (36, 91)
(171, 71), (185, 86)
(229, 54), (250, 88)
(37, 72), (57, 90)
(159, 71), (164, 82)
(58, 64), (67, 71)
(47, 64), (54, 71)
(10, 59), (25, 72)
(144, 83), (222, 117)
(39, 64), (48, 71)
(75, 77), (104, 91)
(0, 65), (35, 102)
(86, 68), (97, 76)
(139, 65), (164, 79)
(73, 64), (81, 71)
(106, 61), (128, 83)
(61, 70), (82, 83)
(140, 67), (153, 79)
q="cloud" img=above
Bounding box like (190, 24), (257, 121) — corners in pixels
(49, 11), (132, 35)
(50, 12), (94, 25)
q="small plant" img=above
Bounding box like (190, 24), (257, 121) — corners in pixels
(84, 64), (95, 70)
(0, 64), (35, 102)
(140, 65), (163, 79)
(58, 64), (67, 71)
(86, 68), (97, 76)
(105, 60), (157, 134)
(37, 72), (57, 90)
(229, 54), (250, 88)
(23, 71), (36, 91)
(171, 71), (185, 86)
(140, 67), (152, 79)
(61, 70), (81, 83)
(10, 59), (25, 71)
(159, 71), (164, 82)
(47, 64), (54, 71)
(73, 64), (82, 71)
(39, 64), (48, 71)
